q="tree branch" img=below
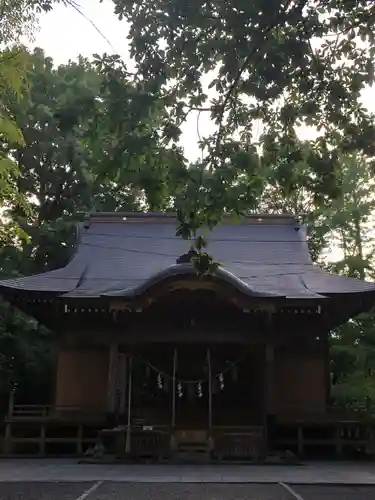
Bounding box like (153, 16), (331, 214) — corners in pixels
(213, 0), (294, 162)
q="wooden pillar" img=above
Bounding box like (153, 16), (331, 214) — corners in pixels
(335, 424), (343, 457)
(117, 353), (128, 414)
(125, 355), (133, 454)
(40, 424), (46, 456)
(323, 329), (331, 409)
(77, 424), (83, 455)
(171, 349), (177, 428)
(265, 342), (276, 414)
(297, 425), (304, 457)
(7, 389), (14, 419)
(264, 334), (276, 455)
(4, 423), (12, 455)
(368, 425), (375, 456)
(4, 390), (14, 454)
(107, 343), (119, 413)
(207, 348), (212, 431)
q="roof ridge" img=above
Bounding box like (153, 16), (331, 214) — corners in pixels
(85, 212), (301, 226)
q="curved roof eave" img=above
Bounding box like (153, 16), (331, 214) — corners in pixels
(101, 263), (286, 299)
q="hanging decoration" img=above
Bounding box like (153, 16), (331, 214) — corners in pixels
(157, 373), (163, 389)
(177, 382), (183, 398)
(197, 382), (203, 398)
(137, 350), (249, 398)
(218, 372), (225, 390)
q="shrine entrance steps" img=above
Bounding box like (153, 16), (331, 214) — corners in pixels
(173, 442), (211, 463)
(171, 427), (266, 463)
(172, 430), (211, 463)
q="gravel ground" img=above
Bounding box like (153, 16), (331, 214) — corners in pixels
(0, 482), (375, 499)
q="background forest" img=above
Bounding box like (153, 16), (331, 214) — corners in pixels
(0, 0), (375, 412)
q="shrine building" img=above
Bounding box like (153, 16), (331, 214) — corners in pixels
(1, 212), (375, 460)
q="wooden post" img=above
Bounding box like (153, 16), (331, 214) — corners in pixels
(368, 425), (375, 456)
(118, 353), (128, 415)
(335, 424), (343, 457)
(265, 343), (276, 413)
(297, 425), (304, 457)
(264, 324), (275, 455)
(40, 424), (46, 456)
(77, 424), (83, 455)
(207, 348), (212, 431)
(125, 355), (133, 454)
(107, 343), (119, 413)
(172, 349), (177, 428)
(4, 423), (12, 455)
(4, 389), (14, 455)
(7, 389), (14, 419)
(323, 329), (331, 409)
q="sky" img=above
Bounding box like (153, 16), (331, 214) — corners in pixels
(35, 1), (129, 63)
(33, 0), (212, 161)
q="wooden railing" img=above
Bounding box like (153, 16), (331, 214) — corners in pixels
(11, 405), (50, 418)
(329, 402), (375, 415)
(274, 404), (375, 424)
(9, 405), (106, 421)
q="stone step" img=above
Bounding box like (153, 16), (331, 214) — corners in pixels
(173, 449), (210, 463)
(177, 446), (209, 453)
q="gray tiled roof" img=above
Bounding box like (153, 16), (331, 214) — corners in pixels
(1, 212), (375, 300)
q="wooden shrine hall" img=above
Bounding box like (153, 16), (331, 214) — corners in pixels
(2, 212), (375, 461)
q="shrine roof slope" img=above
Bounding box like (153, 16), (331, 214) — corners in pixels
(1, 212), (375, 300)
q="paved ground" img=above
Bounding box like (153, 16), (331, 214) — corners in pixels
(1, 482), (375, 500)
(1, 459), (375, 483)
(0, 460), (375, 499)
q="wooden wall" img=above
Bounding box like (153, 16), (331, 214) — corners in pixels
(55, 348), (109, 410)
(274, 348), (327, 415)
(53, 330), (328, 419)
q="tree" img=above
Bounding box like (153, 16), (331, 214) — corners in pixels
(1, 1), (39, 44)
(323, 154), (375, 280)
(319, 153), (375, 404)
(0, 302), (53, 405)
(0, 0), (86, 409)
(89, 53), (188, 213)
(2, 49), (98, 273)
(109, 0), (375, 253)
(255, 141), (332, 262)
(0, 0), (76, 245)
(0, 46), (189, 408)
(0, 48), (190, 275)
(330, 311), (375, 405)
